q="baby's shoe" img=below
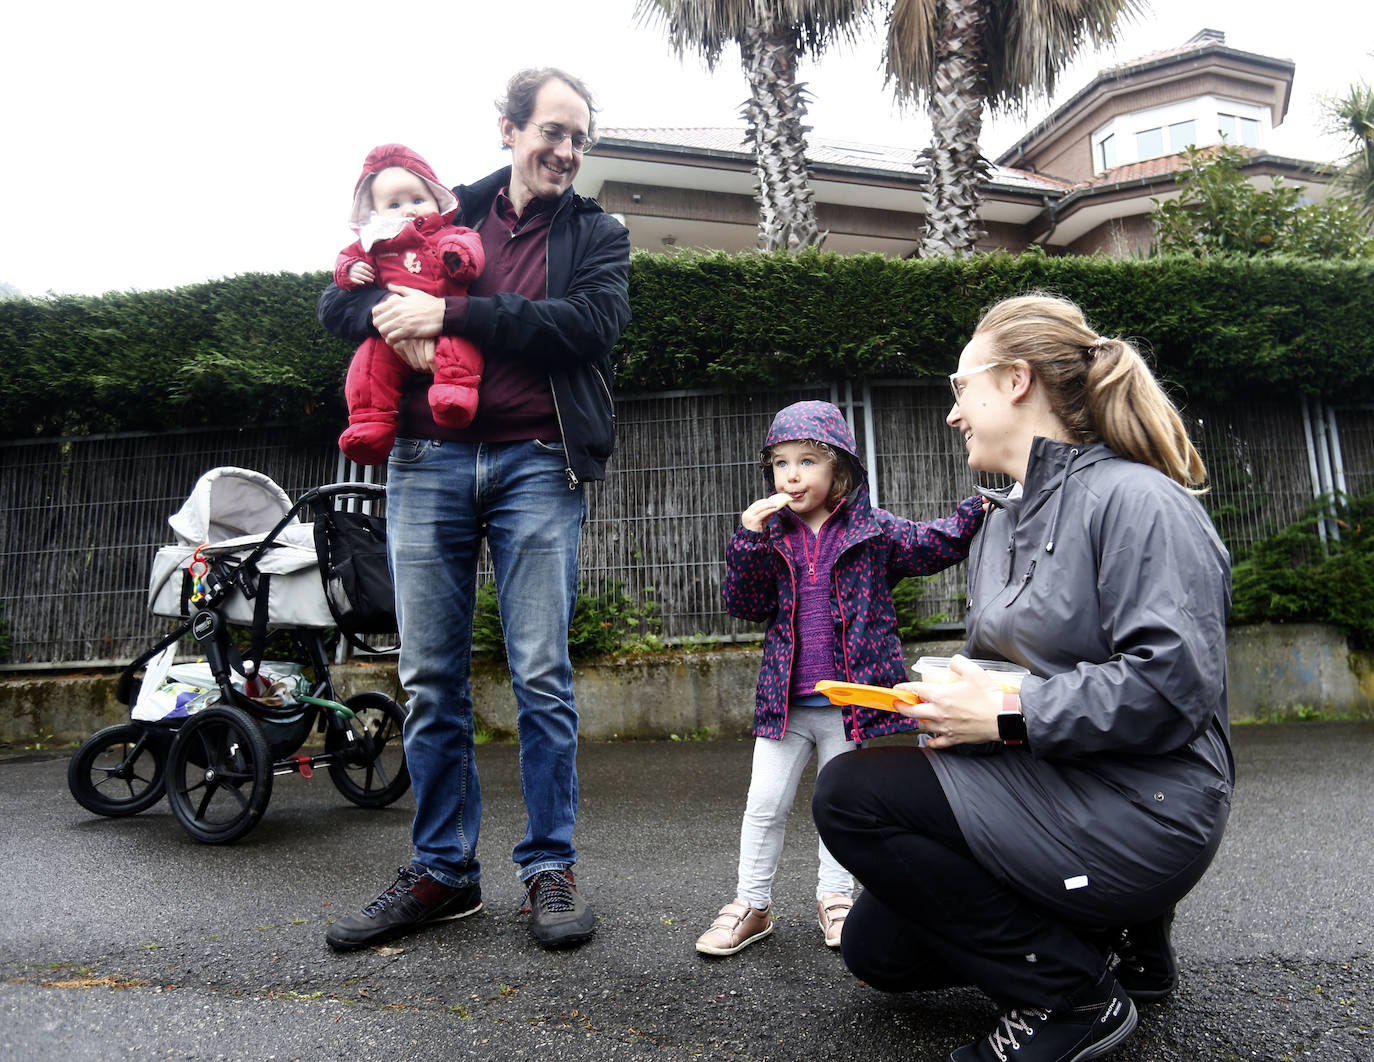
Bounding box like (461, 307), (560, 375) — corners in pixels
(695, 899), (773, 956)
(339, 423), (395, 467)
(817, 892), (853, 948)
(429, 383), (478, 429)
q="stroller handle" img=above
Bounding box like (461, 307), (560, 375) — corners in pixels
(303, 482), (387, 505)
(226, 482), (386, 576)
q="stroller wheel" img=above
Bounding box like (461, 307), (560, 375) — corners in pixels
(167, 704), (273, 844)
(326, 691), (411, 808)
(68, 723), (168, 817)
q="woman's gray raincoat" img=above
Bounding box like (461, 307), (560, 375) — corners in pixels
(927, 437), (1234, 925)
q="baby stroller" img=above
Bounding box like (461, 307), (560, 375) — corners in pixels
(67, 467), (409, 844)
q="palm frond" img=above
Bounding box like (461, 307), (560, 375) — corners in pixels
(635, 0), (878, 64)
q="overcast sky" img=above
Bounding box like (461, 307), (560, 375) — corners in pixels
(4, 0), (1370, 297)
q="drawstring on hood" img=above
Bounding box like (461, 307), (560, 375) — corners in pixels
(1043, 447), (1080, 554)
(348, 143), (458, 229)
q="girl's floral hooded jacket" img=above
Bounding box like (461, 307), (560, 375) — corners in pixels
(723, 400), (984, 743)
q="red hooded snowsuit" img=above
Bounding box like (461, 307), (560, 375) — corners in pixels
(334, 144), (485, 465)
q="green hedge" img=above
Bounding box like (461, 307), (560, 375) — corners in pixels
(4, 251), (1373, 439)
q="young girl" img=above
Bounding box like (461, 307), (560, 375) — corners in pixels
(695, 400), (984, 956)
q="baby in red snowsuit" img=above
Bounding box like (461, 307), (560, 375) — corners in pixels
(333, 143), (485, 465)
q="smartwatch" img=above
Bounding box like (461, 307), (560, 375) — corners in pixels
(997, 692), (1027, 746)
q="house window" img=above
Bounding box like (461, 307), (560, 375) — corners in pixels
(1168, 120), (1197, 151)
(1097, 133), (1116, 171)
(1135, 126), (1164, 159)
(1218, 113), (1261, 147)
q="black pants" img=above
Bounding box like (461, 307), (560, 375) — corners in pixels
(812, 746), (1107, 1011)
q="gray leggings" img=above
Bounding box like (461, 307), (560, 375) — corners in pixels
(736, 706), (856, 908)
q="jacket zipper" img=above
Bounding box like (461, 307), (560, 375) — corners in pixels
(1004, 559), (1036, 606)
(772, 535), (798, 738)
(804, 524), (819, 581)
(538, 197), (581, 490)
(832, 567), (863, 745)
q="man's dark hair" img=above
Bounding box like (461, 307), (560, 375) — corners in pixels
(496, 68), (598, 139)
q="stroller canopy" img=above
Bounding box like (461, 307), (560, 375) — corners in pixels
(148, 466), (330, 626)
(168, 467), (295, 547)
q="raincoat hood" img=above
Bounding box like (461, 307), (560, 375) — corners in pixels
(348, 143), (458, 229)
(761, 401), (864, 491)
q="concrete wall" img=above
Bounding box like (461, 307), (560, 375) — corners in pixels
(3, 625), (1371, 749)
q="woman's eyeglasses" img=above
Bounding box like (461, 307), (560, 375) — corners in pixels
(948, 363), (999, 406)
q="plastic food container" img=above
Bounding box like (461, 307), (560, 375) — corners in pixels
(912, 656), (1030, 692)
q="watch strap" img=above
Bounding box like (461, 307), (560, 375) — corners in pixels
(998, 693), (1026, 746)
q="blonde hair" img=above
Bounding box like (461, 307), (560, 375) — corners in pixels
(972, 293), (1207, 490)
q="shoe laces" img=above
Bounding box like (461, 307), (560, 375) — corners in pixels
(529, 870), (576, 913)
(1114, 927), (1149, 974)
(985, 1007), (1049, 1062)
(363, 864), (422, 917)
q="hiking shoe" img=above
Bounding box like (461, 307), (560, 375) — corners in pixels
(1112, 909), (1178, 1002)
(695, 899), (773, 956)
(523, 869), (596, 948)
(325, 864), (482, 952)
(949, 976), (1137, 1062)
(817, 892), (853, 948)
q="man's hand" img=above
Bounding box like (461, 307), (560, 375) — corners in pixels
(372, 285), (444, 344)
(392, 337), (436, 373)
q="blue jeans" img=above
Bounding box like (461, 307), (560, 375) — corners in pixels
(387, 437), (586, 889)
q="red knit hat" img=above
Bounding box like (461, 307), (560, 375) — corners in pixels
(349, 143), (458, 227)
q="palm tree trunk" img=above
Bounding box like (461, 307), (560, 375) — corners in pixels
(919, 0), (988, 257)
(739, 12), (825, 252)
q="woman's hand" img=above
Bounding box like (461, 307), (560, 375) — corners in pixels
(372, 285), (444, 344)
(898, 654), (1005, 750)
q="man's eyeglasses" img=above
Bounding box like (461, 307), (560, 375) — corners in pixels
(534, 123), (595, 154)
(948, 363), (999, 406)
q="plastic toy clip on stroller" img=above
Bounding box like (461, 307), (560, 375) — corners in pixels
(67, 467), (410, 844)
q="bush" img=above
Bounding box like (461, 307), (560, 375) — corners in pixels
(1230, 489), (1374, 648)
(892, 576), (949, 641)
(471, 580), (663, 662)
(1151, 144), (1374, 259)
(4, 254), (1374, 438)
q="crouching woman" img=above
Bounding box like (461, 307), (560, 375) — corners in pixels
(813, 293), (1233, 1062)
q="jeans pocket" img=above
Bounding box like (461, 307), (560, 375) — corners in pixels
(390, 437), (429, 465)
(531, 438), (567, 455)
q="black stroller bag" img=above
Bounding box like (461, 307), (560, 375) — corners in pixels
(313, 507), (397, 653)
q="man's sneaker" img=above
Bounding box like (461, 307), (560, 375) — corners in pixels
(1112, 908), (1178, 1001)
(325, 864), (482, 952)
(695, 899), (773, 956)
(523, 869), (596, 947)
(949, 976), (1137, 1062)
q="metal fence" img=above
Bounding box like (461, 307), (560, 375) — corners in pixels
(1, 385), (1365, 668)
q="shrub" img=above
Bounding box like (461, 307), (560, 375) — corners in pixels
(471, 580), (663, 662)
(1230, 489), (1374, 647)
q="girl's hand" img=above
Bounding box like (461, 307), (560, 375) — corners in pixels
(741, 492), (792, 532)
(347, 261), (376, 286)
(900, 654), (1005, 749)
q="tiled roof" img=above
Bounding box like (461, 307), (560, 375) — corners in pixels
(1076, 145), (1259, 189)
(598, 126), (1070, 192)
(1097, 29), (1228, 75)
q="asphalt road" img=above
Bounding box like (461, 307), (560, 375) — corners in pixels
(2, 722), (1371, 1061)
